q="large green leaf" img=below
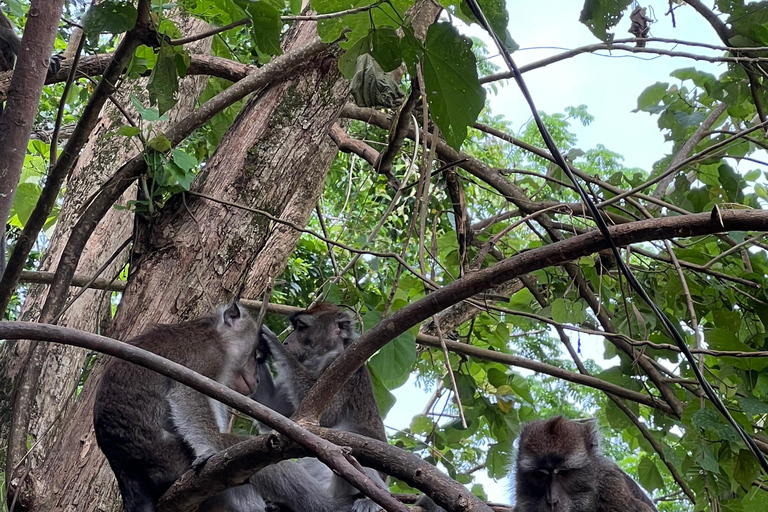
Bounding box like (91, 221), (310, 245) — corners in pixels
(246, 1), (283, 56)
(312, 0), (413, 47)
(148, 43), (189, 115)
(579, 0), (633, 41)
(82, 1), (137, 44)
(423, 23), (485, 150)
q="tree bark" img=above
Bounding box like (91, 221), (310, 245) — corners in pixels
(0, 13), (213, 510)
(30, 18), (349, 512)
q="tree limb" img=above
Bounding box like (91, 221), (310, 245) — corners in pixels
(0, 321), (411, 512)
(294, 208), (768, 422)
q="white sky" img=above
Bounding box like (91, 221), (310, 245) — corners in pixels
(383, 0), (729, 504)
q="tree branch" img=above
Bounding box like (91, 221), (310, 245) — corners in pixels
(0, 0), (66, 277)
(294, 209), (768, 422)
(0, 321), (411, 512)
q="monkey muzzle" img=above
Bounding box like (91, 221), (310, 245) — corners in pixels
(232, 370), (259, 396)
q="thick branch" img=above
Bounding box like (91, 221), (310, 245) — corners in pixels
(294, 209), (768, 421)
(0, 4), (151, 312)
(0, 322), (409, 512)
(0, 0), (66, 274)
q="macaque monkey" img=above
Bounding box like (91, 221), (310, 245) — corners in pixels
(256, 303), (388, 512)
(93, 303), (261, 512)
(0, 9), (63, 79)
(514, 416), (657, 512)
(415, 416), (658, 512)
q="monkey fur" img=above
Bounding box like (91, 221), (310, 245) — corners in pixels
(255, 303), (388, 512)
(93, 303), (261, 512)
(0, 9), (63, 82)
(416, 415), (657, 512)
(514, 416), (657, 512)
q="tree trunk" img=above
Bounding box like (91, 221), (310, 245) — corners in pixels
(0, 14), (213, 510)
(31, 19), (348, 512)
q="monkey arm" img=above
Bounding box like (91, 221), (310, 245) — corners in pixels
(168, 384), (246, 467)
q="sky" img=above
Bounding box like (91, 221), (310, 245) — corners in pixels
(382, 0), (731, 503)
(489, 0), (723, 172)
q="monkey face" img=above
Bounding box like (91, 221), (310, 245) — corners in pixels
(517, 464), (598, 512)
(284, 303), (356, 373)
(515, 417), (600, 512)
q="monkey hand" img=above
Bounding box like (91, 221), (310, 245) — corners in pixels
(191, 449), (217, 473)
(351, 497), (384, 512)
(47, 53), (64, 77)
(259, 325), (280, 356)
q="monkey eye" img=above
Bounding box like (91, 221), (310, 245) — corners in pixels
(536, 469), (549, 475)
(554, 468), (570, 476)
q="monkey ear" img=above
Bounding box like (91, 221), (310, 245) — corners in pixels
(582, 418), (600, 452)
(222, 302), (242, 327)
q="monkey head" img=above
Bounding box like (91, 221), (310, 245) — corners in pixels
(283, 303), (357, 373)
(217, 302), (262, 396)
(514, 416), (600, 512)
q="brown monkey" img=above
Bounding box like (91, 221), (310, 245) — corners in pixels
(255, 303), (388, 512)
(0, 8), (63, 84)
(93, 303), (261, 512)
(415, 416), (658, 512)
(513, 416), (658, 512)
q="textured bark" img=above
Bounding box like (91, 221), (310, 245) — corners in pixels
(0, 14), (213, 510)
(29, 18), (348, 512)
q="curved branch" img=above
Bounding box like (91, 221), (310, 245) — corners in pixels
(294, 209), (768, 421)
(0, 321), (410, 512)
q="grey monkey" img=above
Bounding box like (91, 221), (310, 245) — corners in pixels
(415, 416), (657, 512)
(256, 303), (388, 512)
(513, 416), (657, 512)
(93, 303), (261, 512)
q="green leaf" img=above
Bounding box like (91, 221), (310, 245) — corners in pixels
(369, 327), (416, 381)
(487, 367), (507, 388)
(171, 149), (198, 172)
(637, 457), (664, 492)
(130, 95), (167, 123)
(692, 407), (721, 431)
(697, 444), (722, 474)
(147, 136), (172, 152)
(400, 25), (423, 74)
(247, 2), (283, 56)
(116, 126), (141, 138)
(423, 23), (485, 150)
(370, 27), (402, 72)
(705, 328), (752, 352)
(82, 1), (138, 43)
(368, 364), (396, 416)
(313, 0), (411, 46)
(636, 82), (668, 111)
(339, 35), (373, 79)
(148, 43), (182, 115)
(551, 298), (587, 324)
(10, 182), (41, 226)
(733, 450), (760, 490)
(486, 441), (512, 479)
(459, 0), (517, 52)
(579, 0), (633, 41)
(737, 396), (768, 419)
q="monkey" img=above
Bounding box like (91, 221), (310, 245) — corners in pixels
(413, 415), (658, 512)
(200, 458), (354, 512)
(0, 8), (63, 80)
(513, 416), (658, 512)
(93, 303), (262, 512)
(256, 303), (389, 512)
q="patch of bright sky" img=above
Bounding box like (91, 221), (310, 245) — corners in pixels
(483, 0), (723, 172)
(382, 1), (733, 504)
